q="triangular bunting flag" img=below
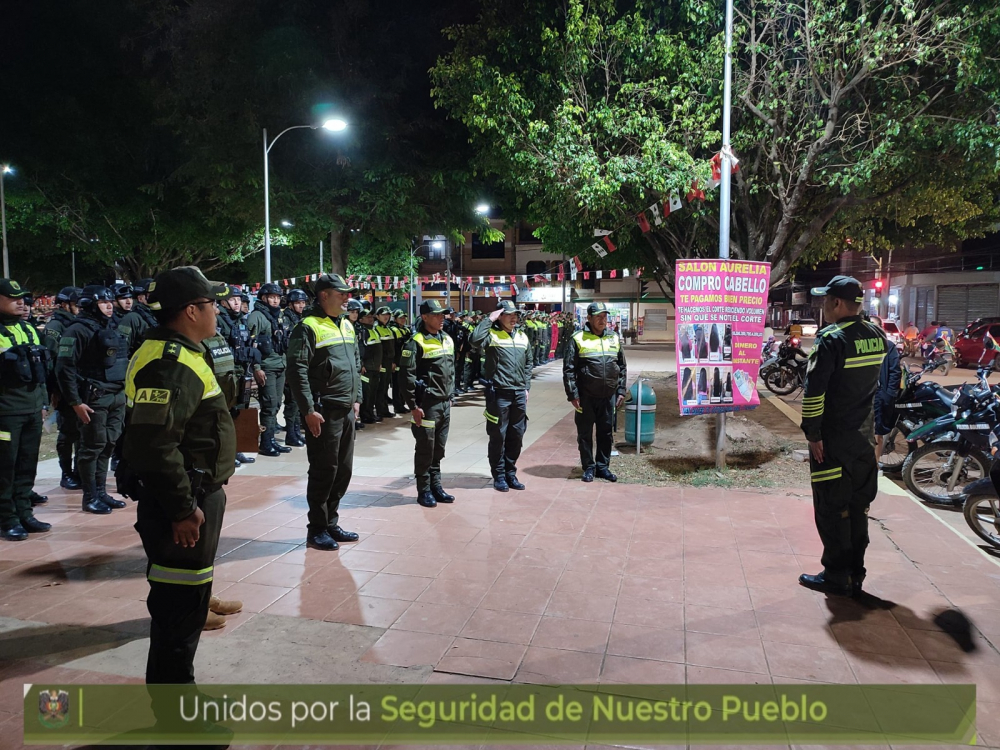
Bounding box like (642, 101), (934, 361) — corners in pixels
(603, 236), (616, 253)
(650, 203), (663, 226)
(596, 270), (603, 279)
(572, 256), (583, 271)
(591, 242), (607, 258)
(583, 271), (590, 280)
(610, 269), (617, 278)
(593, 228), (612, 237)
(623, 268), (630, 277)
(668, 193), (683, 214)
(636, 213), (651, 233)
(687, 181), (706, 202)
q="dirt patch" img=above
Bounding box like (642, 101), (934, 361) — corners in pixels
(614, 372), (811, 491)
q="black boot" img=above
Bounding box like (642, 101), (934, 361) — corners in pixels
(430, 475), (455, 504)
(417, 483), (437, 507)
(286, 421), (305, 447)
(259, 429), (280, 457)
(505, 473), (525, 491)
(97, 484), (127, 509)
(271, 431), (292, 453)
(82, 485), (111, 515)
(60, 472), (82, 490)
(236, 453), (256, 464)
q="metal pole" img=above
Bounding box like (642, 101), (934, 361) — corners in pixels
(319, 240), (323, 275)
(410, 244), (416, 321)
(263, 128), (272, 283)
(715, 0), (735, 472)
(0, 170), (8, 278)
(561, 251), (567, 312)
(446, 243), (452, 309)
(636, 377), (643, 455)
(72, 250), (76, 287)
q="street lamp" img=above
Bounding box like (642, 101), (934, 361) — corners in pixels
(475, 203), (490, 215)
(263, 118), (348, 282)
(410, 240), (445, 320)
(280, 220), (294, 228)
(1, 165), (14, 278)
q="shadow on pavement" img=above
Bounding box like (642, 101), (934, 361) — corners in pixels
(0, 621), (148, 666)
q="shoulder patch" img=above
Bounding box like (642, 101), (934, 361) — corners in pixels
(401, 349), (413, 357)
(163, 342), (182, 361)
(134, 388), (171, 405)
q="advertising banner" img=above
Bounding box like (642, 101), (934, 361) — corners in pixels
(675, 260), (770, 415)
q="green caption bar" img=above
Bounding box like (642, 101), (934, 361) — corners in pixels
(26, 683), (976, 745)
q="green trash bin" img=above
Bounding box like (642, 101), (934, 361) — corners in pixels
(624, 380), (656, 446)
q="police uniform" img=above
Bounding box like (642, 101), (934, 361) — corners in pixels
(563, 302), (627, 482)
(247, 283), (291, 456)
(373, 307), (396, 417)
(389, 313), (411, 414)
(286, 274), (362, 550)
(55, 286), (129, 514)
(44, 287), (83, 490)
(402, 300), (456, 507)
(359, 308), (383, 423)
(0, 279), (52, 541)
(471, 300), (533, 492)
(116, 279), (158, 357)
(121, 266), (236, 684)
(799, 276), (886, 596)
(281, 289), (309, 447)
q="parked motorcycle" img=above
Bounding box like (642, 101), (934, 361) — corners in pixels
(763, 337), (808, 396)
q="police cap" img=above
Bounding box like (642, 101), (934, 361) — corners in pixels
(314, 274), (355, 293)
(496, 300), (517, 315)
(587, 301), (610, 316)
(420, 299), (453, 315)
(375, 305), (392, 316)
(0, 279), (29, 299)
(810, 275), (864, 304)
(147, 266), (228, 311)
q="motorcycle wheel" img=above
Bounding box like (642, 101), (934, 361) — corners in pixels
(878, 425), (909, 474)
(963, 492), (1000, 549)
(764, 365), (800, 396)
(902, 441), (989, 505)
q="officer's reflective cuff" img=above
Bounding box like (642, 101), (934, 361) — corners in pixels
(380, 367), (387, 372)
(811, 467), (843, 483)
(148, 564), (214, 586)
(361, 375), (370, 383)
(411, 417), (435, 429)
(801, 394), (825, 418)
(483, 409), (499, 424)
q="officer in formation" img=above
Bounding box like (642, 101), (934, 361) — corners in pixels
(286, 274), (361, 550)
(45, 287), (83, 490)
(121, 266), (236, 685)
(390, 311), (411, 415)
(358, 302), (383, 423)
(443, 309), (468, 397)
(111, 283), (133, 324)
(799, 275), (887, 597)
(401, 299), (456, 507)
(281, 289), (310, 447)
(247, 283), (292, 457)
(117, 278), (158, 356)
(471, 300), (532, 492)
(0, 279), (53, 541)
(463, 311), (485, 390)
(342, 298), (367, 430)
(55, 285), (129, 514)
(374, 306), (396, 418)
(563, 302), (626, 483)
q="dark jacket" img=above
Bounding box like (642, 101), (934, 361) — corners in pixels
(0, 315), (48, 415)
(874, 340), (902, 435)
(360, 323), (382, 371)
(247, 301), (288, 371)
(563, 324), (627, 401)
(470, 317), (532, 391)
(286, 306), (362, 413)
(401, 323), (455, 406)
(117, 302), (159, 357)
(55, 309), (129, 404)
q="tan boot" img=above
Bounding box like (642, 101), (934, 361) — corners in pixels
(203, 611), (227, 631)
(209, 594), (243, 615)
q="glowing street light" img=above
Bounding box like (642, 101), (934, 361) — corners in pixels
(322, 118), (348, 132)
(475, 203), (490, 215)
(280, 220), (294, 228)
(1, 164), (14, 277)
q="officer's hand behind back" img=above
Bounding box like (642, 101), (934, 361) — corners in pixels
(172, 506), (205, 548)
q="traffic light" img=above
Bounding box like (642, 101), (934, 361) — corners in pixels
(639, 280), (650, 298)
(874, 279), (884, 291)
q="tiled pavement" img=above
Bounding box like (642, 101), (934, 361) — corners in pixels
(3, 351), (1000, 748)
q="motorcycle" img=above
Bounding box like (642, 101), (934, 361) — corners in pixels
(763, 337), (808, 396)
(962, 455), (1000, 549)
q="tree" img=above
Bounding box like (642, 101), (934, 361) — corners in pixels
(431, 0), (1000, 293)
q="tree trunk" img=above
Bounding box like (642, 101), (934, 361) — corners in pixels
(329, 228), (347, 275)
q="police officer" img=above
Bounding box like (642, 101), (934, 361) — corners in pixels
(117, 278), (158, 357)
(281, 289), (309, 447)
(0, 279), (53, 541)
(248, 282), (291, 456)
(799, 276), (887, 597)
(401, 300), (456, 507)
(465, 311), (484, 390)
(342, 299), (367, 430)
(121, 266), (236, 684)
(390, 312), (411, 415)
(55, 285), (129, 514)
(563, 302), (627, 482)
(450, 311), (469, 396)
(374, 306), (396, 418)
(286, 274), (361, 550)
(45, 287), (83, 490)
(471, 300), (533, 492)
(358, 302), (383, 423)
(111, 283), (134, 324)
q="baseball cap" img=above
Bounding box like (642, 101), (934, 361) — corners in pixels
(587, 301), (610, 316)
(420, 299), (453, 315)
(0, 279), (29, 299)
(497, 300), (517, 314)
(314, 274), (355, 293)
(147, 266), (228, 311)
(810, 275), (864, 304)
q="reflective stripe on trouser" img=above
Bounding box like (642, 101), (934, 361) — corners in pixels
(304, 405), (355, 533)
(576, 395), (614, 471)
(77, 391), (126, 489)
(56, 404), (81, 475)
(412, 398), (450, 492)
(0, 411), (43, 526)
(809, 429), (877, 586)
(257, 368), (285, 429)
(136, 486), (226, 685)
(486, 388), (527, 479)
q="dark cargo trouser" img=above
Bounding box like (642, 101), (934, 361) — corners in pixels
(376, 366), (392, 416)
(454, 355), (465, 392)
(305, 405), (355, 534)
(485, 388), (527, 479)
(391, 368), (405, 412)
(809, 429), (878, 587)
(257, 368), (285, 430)
(361, 368), (380, 420)
(78, 391), (126, 492)
(136, 486), (225, 685)
(283, 378), (300, 430)
(56, 404), (81, 476)
(0, 412), (43, 526)
(575, 395), (615, 471)
(412, 398), (450, 493)
(465, 353), (482, 389)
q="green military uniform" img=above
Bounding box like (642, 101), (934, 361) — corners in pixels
(359, 318), (382, 422)
(563, 303), (627, 480)
(401, 300), (456, 507)
(123, 268), (236, 685)
(471, 302), (533, 490)
(374, 309), (396, 417)
(117, 299), (159, 357)
(801, 276), (887, 595)
(55, 288), (129, 513)
(43, 294), (82, 488)
(389, 315), (411, 414)
(247, 290), (290, 454)
(281, 292), (308, 446)
(0, 280), (52, 540)
(286, 275), (362, 547)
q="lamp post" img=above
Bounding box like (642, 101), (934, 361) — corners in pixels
(263, 118), (347, 283)
(1, 165), (13, 278)
(410, 240), (444, 319)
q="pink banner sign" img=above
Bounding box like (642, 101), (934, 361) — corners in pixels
(675, 259), (771, 415)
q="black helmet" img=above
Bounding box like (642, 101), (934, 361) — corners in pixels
(287, 289), (308, 303)
(133, 278), (155, 295)
(360, 300), (373, 314)
(23, 294), (34, 307)
(345, 299), (363, 312)
(258, 283), (282, 297)
(78, 285), (114, 310)
(239, 291), (250, 303)
(113, 283), (133, 299)
(56, 286), (81, 304)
